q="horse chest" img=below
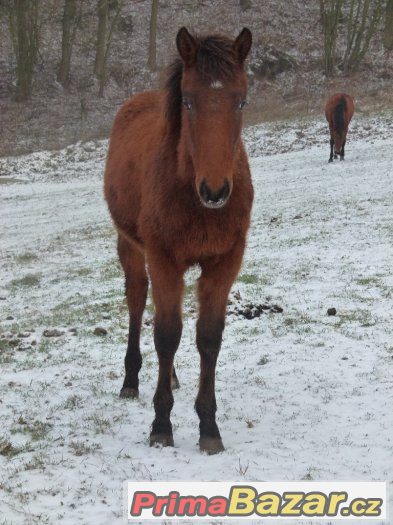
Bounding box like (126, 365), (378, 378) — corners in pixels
(163, 205), (241, 261)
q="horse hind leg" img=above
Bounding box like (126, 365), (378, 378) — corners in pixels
(117, 234), (148, 399)
(340, 139), (346, 161)
(329, 138), (334, 163)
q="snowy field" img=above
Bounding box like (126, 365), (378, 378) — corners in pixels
(1, 115), (393, 524)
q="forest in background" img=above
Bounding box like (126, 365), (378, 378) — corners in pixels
(0, 0), (392, 157)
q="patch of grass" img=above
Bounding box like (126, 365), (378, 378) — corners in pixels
(15, 252), (39, 264)
(74, 267), (93, 277)
(35, 296), (118, 328)
(10, 420), (53, 441)
(100, 258), (122, 280)
(24, 453), (46, 471)
(89, 414), (111, 434)
(63, 395), (82, 410)
(69, 440), (102, 456)
(0, 438), (27, 458)
(237, 273), (259, 285)
(9, 273), (41, 288)
(356, 276), (380, 286)
(37, 338), (53, 354)
(0, 339), (10, 351)
(333, 310), (377, 328)
(0, 344), (15, 365)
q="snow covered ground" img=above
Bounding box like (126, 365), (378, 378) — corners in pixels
(1, 115), (392, 525)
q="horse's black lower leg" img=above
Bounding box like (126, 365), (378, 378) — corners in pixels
(118, 236), (148, 399)
(149, 256), (184, 447)
(195, 315), (225, 454)
(121, 313), (146, 398)
(340, 140), (346, 161)
(195, 244), (244, 454)
(150, 314), (182, 446)
(329, 139), (334, 163)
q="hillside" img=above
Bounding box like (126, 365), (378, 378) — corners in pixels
(0, 0), (392, 157)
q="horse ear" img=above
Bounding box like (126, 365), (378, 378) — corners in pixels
(176, 27), (197, 66)
(234, 27), (252, 62)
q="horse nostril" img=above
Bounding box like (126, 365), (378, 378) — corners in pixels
(199, 179), (230, 208)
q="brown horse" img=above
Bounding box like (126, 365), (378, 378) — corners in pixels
(104, 27), (253, 454)
(325, 93), (355, 163)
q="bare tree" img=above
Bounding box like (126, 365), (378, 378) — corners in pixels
(94, 0), (123, 96)
(7, 0), (40, 101)
(384, 0), (393, 50)
(57, 0), (81, 87)
(343, 0), (383, 73)
(320, 0), (343, 77)
(94, 0), (108, 81)
(147, 0), (158, 71)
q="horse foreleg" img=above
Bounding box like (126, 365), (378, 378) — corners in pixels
(195, 241), (245, 454)
(148, 251), (184, 447)
(118, 235), (148, 399)
(329, 138), (334, 163)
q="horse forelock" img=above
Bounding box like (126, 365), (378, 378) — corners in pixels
(164, 34), (240, 138)
(195, 35), (238, 82)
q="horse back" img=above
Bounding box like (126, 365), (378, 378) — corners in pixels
(325, 93), (355, 132)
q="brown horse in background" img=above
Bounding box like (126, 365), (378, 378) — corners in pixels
(104, 27), (253, 454)
(325, 93), (355, 162)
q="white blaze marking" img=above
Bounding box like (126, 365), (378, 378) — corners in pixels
(210, 80), (223, 89)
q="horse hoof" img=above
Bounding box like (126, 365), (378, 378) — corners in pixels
(328, 159), (333, 163)
(150, 433), (174, 447)
(199, 437), (225, 455)
(119, 387), (139, 399)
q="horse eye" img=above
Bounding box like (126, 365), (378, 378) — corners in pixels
(238, 99), (248, 110)
(182, 98), (192, 110)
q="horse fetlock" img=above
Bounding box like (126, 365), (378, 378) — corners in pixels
(199, 436), (225, 455)
(151, 417), (173, 447)
(171, 368), (180, 390)
(150, 433), (174, 448)
(119, 386), (139, 399)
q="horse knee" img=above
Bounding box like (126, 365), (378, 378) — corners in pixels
(154, 315), (182, 358)
(196, 318), (224, 353)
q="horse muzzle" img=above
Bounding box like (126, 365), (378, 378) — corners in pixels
(198, 178), (231, 209)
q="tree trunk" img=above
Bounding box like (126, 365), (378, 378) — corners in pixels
(147, 0), (158, 71)
(343, 0), (382, 73)
(384, 0), (393, 50)
(57, 0), (78, 87)
(94, 0), (108, 87)
(8, 0), (40, 101)
(320, 0), (342, 77)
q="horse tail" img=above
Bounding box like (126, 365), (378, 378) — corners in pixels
(333, 97), (346, 136)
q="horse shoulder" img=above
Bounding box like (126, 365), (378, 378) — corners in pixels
(104, 90), (165, 244)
